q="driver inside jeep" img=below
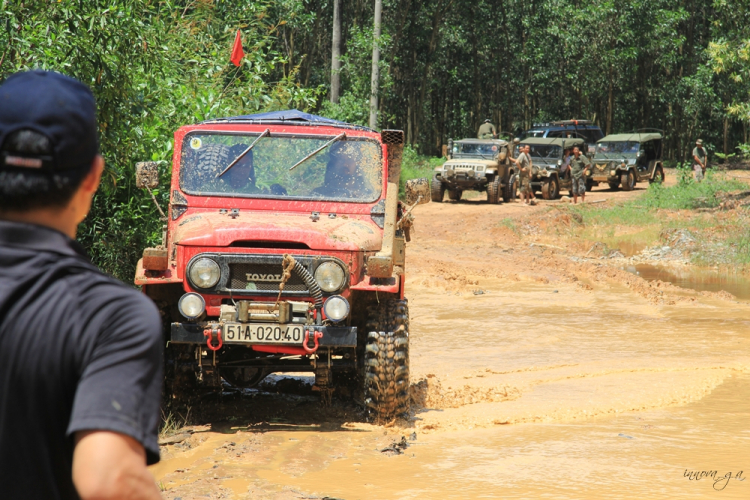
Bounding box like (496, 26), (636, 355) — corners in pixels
(193, 143), (286, 196)
(312, 142), (378, 200)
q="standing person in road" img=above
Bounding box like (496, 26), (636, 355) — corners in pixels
(517, 144), (536, 205)
(569, 146), (591, 204)
(477, 119), (497, 139)
(509, 137), (521, 164)
(0, 70), (164, 500)
(692, 139), (707, 182)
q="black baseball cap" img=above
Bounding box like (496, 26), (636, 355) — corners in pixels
(0, 70), (99, 172)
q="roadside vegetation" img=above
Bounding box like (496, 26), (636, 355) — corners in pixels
(563, 169), (750, 267)
(399, 146), (444, 198)
(2, 1), (750, 282)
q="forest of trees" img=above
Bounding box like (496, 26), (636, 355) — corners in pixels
(2, 0), (749, 279)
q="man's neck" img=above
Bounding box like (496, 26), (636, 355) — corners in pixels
(0, 206), (78, 239)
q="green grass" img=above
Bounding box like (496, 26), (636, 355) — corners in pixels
(560, 171), (750, 265)
(498, 217), (519, 234)
(399, 145), (444, 198)
(566, 170), (749, 228)
(159, 408), (190, 438)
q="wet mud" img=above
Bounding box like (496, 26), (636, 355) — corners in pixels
(152, 181), (749, 499)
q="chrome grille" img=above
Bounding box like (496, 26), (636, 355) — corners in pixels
(228, 263), (307, 292)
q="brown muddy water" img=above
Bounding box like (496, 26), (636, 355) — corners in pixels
(625, 263), (750, 301)
(152, 275), (750, 499)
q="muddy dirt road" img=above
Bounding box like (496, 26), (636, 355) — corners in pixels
(152, 176), (749, 499)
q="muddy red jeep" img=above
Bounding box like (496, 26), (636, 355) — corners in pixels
(134, 110), (427, 419)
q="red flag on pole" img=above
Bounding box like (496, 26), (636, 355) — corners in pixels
(230, 29), (244, 67)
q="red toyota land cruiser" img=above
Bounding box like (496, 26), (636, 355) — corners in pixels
(134, 110), (427, 419)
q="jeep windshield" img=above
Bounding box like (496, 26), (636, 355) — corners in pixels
(180, 133), (382, 202)
(526, 144), (562, 160)
(454, 142), (498, 157)
(595, 141), (640, 159)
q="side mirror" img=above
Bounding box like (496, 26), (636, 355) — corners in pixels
(135, 161), (160, 189)
(405, 178), (431, 205)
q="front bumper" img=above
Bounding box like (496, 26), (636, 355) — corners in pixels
(439, 172), (489, 189)
(591, 164), (627, 182)
(171, 322), (357, 348)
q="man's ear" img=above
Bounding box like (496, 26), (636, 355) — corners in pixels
(80, 155), (104, 195)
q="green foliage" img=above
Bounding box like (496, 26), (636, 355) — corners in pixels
(640, 172), (748, 210)
(567, 173), (749, 230)
(4, 0), (750, 282)
(498, 218), (519, 235)
(399, 145), (443, 198)
(318, 25), (393, 127)
(0, 1), (318, 283)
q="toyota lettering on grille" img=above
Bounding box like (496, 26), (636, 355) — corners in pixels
(246, 273), (283, 282)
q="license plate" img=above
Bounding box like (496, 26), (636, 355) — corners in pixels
(223, 323), (304, 344)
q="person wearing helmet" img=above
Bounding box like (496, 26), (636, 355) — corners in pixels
(477, 119), (497, 139)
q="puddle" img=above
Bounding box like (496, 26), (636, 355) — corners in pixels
(624, 264), (750, 300)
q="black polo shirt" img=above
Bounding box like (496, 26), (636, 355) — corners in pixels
(0, 220), (163, 499)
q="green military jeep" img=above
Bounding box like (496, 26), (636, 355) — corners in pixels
(516, 137), (587, 199)
(591, 132), (665, 191)
(431, 138), (516, 204)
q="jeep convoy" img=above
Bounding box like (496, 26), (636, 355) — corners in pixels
(431, 138), (516, 203)
(134, 110), (429, 420)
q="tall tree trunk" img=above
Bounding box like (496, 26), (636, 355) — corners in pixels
(330, 0), (342, 104)
(369, 0), (383, 129)
(607, 74), (614, 136)
(723, 116), (729, 156)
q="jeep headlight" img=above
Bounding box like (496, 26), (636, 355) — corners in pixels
(314, 261), (346, 292)
(178, 293), (205, 320)
(611, 170), (617, 176)
(557, 159), (562, 166)
(323, 295), (350, 322)
(189, 257), (221, 289)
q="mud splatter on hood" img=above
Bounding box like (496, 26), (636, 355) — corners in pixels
(172, 210), (382, 251)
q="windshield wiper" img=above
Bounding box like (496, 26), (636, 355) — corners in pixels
(217, 128), (270, 178)
(289, 132), (347, 171)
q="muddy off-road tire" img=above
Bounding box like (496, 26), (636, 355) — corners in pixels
(163, 343), (200, 410)
(448, 188), (462, 201)
(431, 177), (445, 202)
(621, 170), (635, 191)
(502, 174), (517, 202)
(650, 166), (665, 184)
(487, 176), (501, 204)
(363, 299), (410, 420)
(541, 177), (559, 200)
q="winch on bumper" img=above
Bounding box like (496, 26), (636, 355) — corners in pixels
(441, 163), (488, 188)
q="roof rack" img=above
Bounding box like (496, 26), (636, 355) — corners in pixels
(200, 109), (375, 133)
(201, 118), (373, 133)
(531, 119), (595, 128)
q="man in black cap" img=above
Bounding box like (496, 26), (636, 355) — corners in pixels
(0, 70), (163, 499)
